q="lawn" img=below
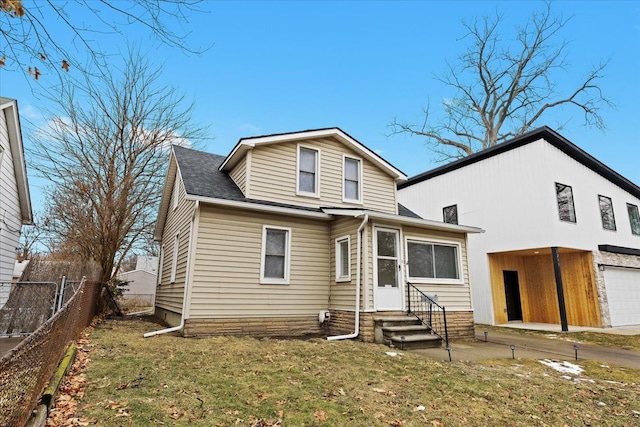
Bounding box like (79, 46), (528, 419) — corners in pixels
(52, 317), (640, 426)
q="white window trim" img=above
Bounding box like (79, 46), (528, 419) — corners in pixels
(404, 236), (464, 285)
(173, 174), (180, 211)
(335, 235), (351, 282)
(157, 245), (164, 285)
(170, 234), (179, 283)
(342, 154), (363, 204)
(260, 225), (292, 285)
(296, 144), (320, 198)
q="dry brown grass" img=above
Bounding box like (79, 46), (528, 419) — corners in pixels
(60, 318), (640, 426)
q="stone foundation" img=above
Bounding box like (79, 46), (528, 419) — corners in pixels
(329, 309), (475, 342)
(183, 316), (325, 338)
(152, 307), (474, 341)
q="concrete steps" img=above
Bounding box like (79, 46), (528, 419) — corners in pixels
(373, 314), (443, 350)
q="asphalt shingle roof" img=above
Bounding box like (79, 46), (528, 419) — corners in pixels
(172, 144), (421, 218)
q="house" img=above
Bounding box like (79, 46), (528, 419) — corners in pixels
(116, 256), (158, 306)
(398, 126), (640, 329)
(150, 128), (482, 343)
(0, 98), (32, 288)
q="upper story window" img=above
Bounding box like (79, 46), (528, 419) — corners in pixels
(598, 195), (616, 231)
(555, 182), (576, 223)
(628, 203), (640, 236)
(443, 204), (458, 224)
(297, 145), (319, 197)
(343, 155), (362, 203)
(260, 225), (291, 284)
(406, 238), (462, 283)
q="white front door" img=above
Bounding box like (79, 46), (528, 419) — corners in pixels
(375, 228), (403, 310)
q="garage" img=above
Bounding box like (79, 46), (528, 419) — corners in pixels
(603, 267), (640, 326)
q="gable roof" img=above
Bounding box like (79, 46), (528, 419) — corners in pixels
(154, 144), (470, 240)
(219, 127), (407, 181)
(0, 97), (32, 225)
(399, 126), (640, 200)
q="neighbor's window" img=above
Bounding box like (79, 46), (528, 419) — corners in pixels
(170, 234), (179, 283)
(443, 204), (458, 224)
(406, 239), (461, 282)
(335, 236), (351, 282)
(598, 195), (616, 231)
(343, 156), (362, 202)
(555, 183), (576, 222)
(628, 203), (640, 236)
(297, 145), (319, 196)
(261, 226), (291, 284)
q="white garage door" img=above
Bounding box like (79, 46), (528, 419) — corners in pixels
(603, 267), (640, 326)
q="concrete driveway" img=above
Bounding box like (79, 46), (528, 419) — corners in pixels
(413, 327), (640, 370)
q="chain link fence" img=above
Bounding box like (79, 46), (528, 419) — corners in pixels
(0, 278), (102, 427)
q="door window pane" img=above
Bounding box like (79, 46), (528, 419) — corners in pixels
(377, 231), (396, 257)
(377, 259), (398, 287)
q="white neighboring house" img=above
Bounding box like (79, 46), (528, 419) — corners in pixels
(117, 256), (158, 306)
(0, 97), (32, 287)
(398, 127), (640, 328)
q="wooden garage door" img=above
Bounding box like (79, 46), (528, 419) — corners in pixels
(603, 267), (640, 326)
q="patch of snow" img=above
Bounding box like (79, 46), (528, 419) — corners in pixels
(385, 352), (401, 357)
(415, 405), (425, 411)
(539, 359), (584, 375)
(632, 410), (640, 415)
(598, 402), (606, 407)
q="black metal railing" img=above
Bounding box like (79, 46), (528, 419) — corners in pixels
(406, 282), (449, 346)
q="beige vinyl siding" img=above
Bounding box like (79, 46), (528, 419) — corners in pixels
(188, 205), (330, 318)
(248, 137), (397, 213)
(229, 155), (247, 195)
(0, 111), (21, 283)
(401, 225), (471, 311)
(155, 172), (194, 314)
(329, 217), (361, 310)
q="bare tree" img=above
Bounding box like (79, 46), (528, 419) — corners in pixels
(17, 210), (44, 260)
(30, 50), (204, 283)
(391, 2), (611, 161)
(0, 0), (207, 82)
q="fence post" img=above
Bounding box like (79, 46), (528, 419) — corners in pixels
(57, 276), (67, 313)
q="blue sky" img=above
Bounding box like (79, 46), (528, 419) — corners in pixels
(2, 1), (639, 209)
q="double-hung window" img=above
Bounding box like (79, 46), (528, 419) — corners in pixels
(598, 195), (616, 231)
(335, 236), (351, 282)
(343, 155), (362, 203)
(297, 145), (319, 197)
(555, 183), (576, 223)
(406, 239), (461, 283)
(628, 203), (640, 236)
(260, 226), (291, 284)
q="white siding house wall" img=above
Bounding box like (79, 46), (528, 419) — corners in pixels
(398, 138), (640, 324)
(0, 109), (21, 284)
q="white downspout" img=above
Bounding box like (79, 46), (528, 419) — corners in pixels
(144, 200), (199, 338)
(327, 213), (368, 341)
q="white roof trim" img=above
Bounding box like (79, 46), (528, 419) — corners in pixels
(322, 209), (484, 234)
(153, 148), (180, 240)
(185, 195), (333, 220)
(219, 128), (407, 181)
(1, 98), (32, 225)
